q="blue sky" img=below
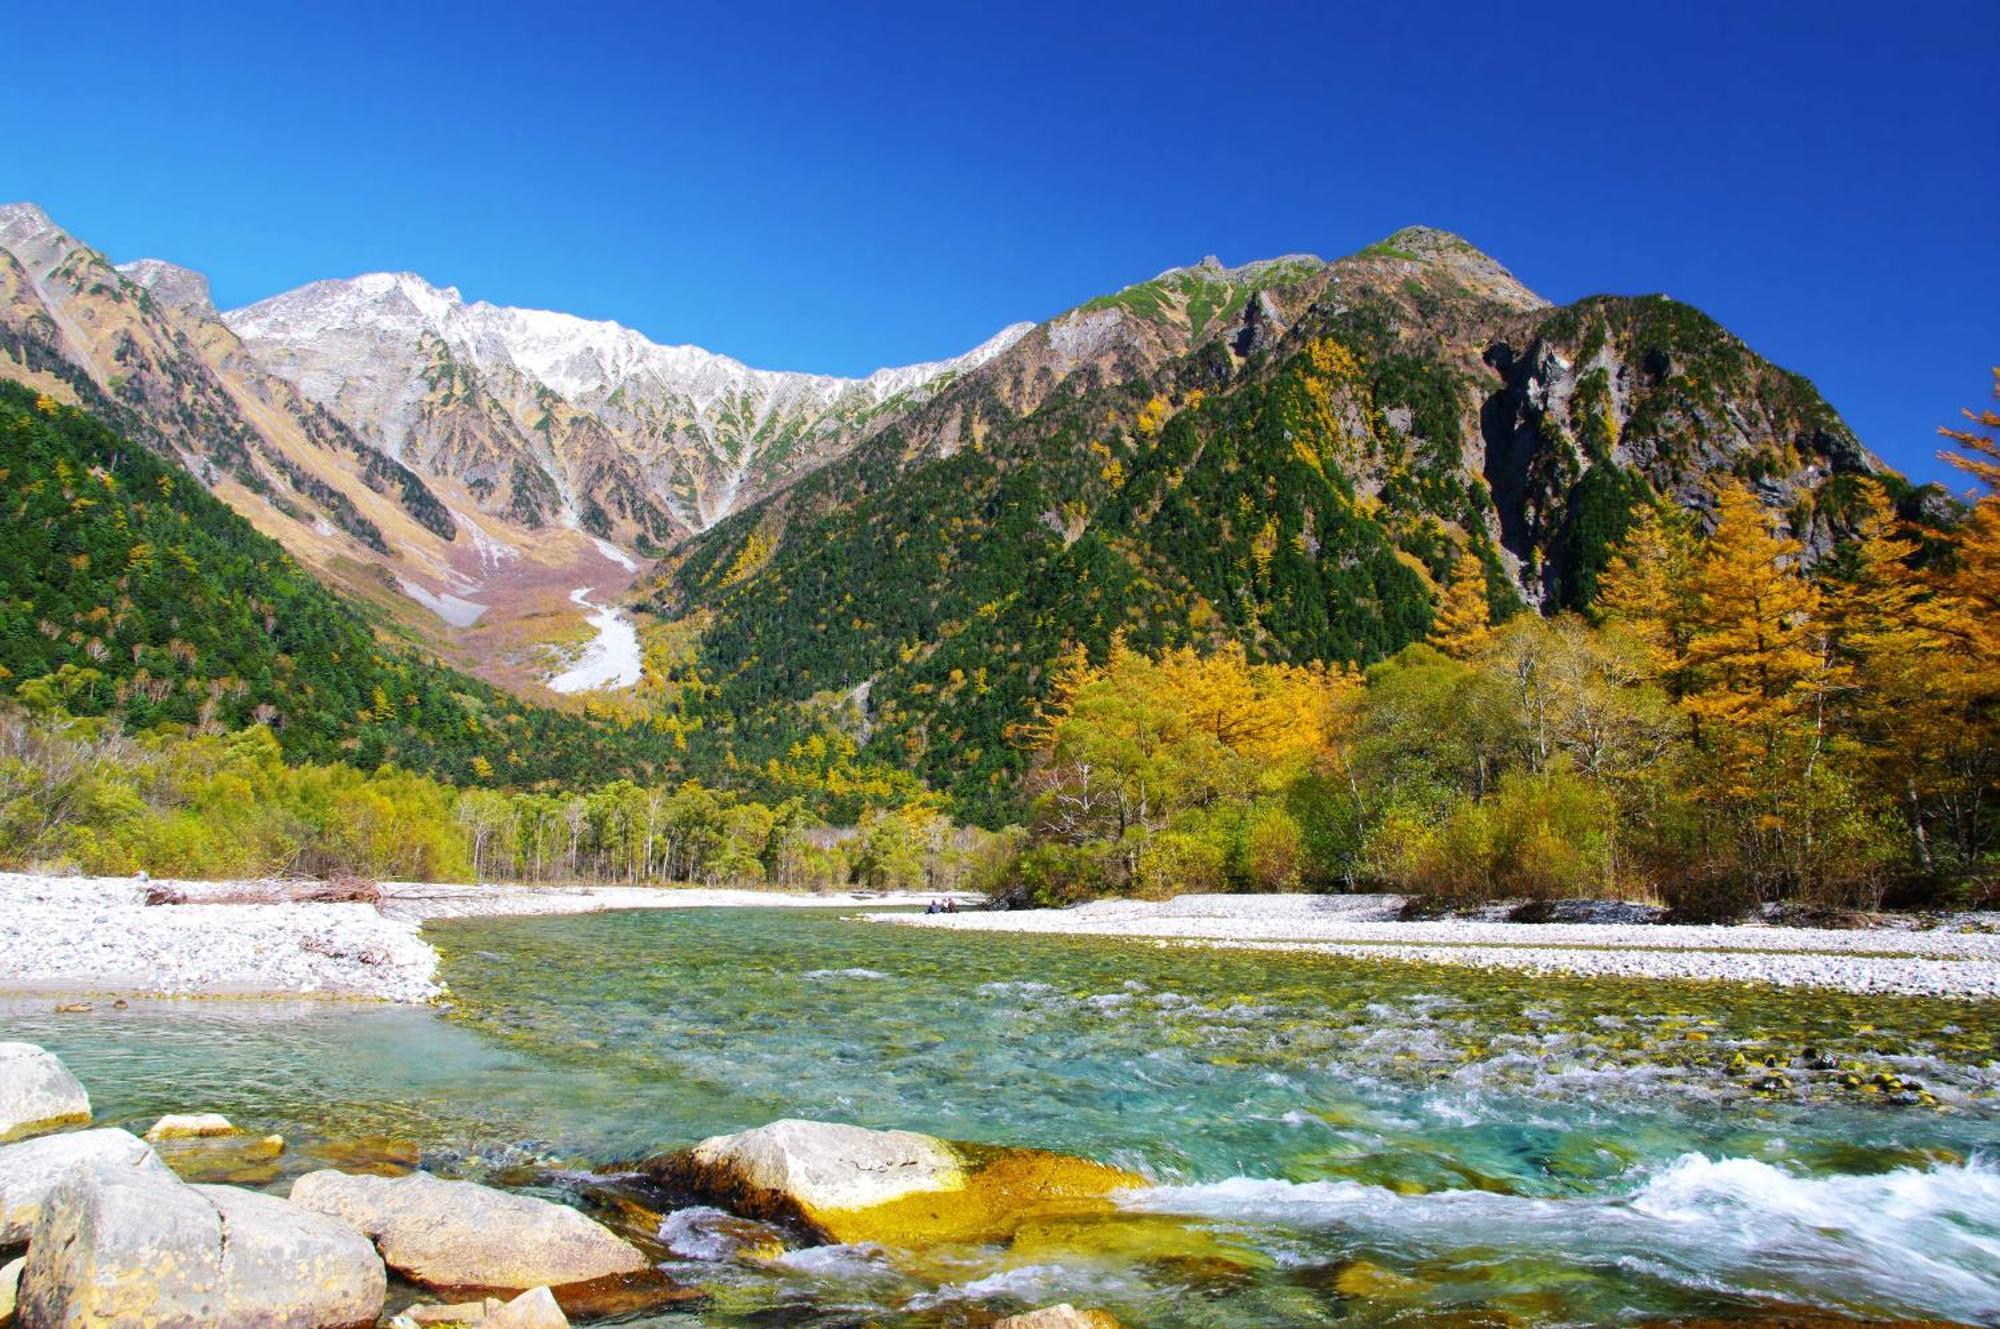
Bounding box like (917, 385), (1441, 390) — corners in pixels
(8, 1), (1994, 484)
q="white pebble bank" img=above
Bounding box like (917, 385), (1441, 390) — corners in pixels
(877, 894), (2000, 999)
(0, 873), (972, 1003)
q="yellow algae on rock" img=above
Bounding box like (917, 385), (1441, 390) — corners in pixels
(1334, 1259), (1435, 1299)
(1006, 1212), (1273, 1272)
(642, 1119), (1144, 1248)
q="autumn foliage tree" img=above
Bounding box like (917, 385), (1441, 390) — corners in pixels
(1428, 551), (1496, 659)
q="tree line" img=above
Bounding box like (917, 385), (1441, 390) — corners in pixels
(0, 705), (1006, 893)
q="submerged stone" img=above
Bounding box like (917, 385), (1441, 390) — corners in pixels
(155, 1132), (287, 1185)
(1006, 1212), (1271, 1274)
(1333, 1259), (1436, 1299)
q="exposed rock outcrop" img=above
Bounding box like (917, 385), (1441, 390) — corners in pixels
(484, 1286), (569, 1328)
(145, 1112), (239, 1141)
(0, 1046), (90, 1143)
(641, 1118), (1145, 1247)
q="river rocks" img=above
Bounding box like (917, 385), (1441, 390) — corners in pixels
(1332, 1258), (1434, 1298)
(1, 1257), (19, 1325)
(993, 1306), (1122, 1329)
(141, 1113), (284, 1184)
(146, 1112), (239, 1140)
(393, 1287), (568, 1328)
(194, 1185), (387, 1327)
(288, 1170), (686, 1315)
(17, 1160), (384, 1327)
(0, 1128), (163, 1244)
(642, 1118), (1146, 1247)
(0, 1046), (90, 1144)
(485, 1287), (569, 1328)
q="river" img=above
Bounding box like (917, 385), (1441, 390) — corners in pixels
(9, 908), (1998, 1326)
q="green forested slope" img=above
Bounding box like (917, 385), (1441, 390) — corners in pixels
(651, 234), (1909, 822)
(0, 382), (662, 786)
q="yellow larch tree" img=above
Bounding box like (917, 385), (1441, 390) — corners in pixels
(1820, 480), (1969, 875)
(1680, 479), (1826, 798)
(1939, 368), (2000, 670)
(1596, 499), (1701, 695)
(1429, 551), (1495, 659)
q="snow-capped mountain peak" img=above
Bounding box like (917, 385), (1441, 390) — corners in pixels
(221, 271), (1035, 542)
(225, 273), (1021, 409)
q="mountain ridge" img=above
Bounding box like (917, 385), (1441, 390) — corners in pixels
(0, 202), (1906, 796)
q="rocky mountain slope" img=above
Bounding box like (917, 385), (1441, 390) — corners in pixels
(0, 379), (661, 785)
(0, 205), (1906, 820)
(0, 204), (1026, 694)
(649, 227), (1902, 815)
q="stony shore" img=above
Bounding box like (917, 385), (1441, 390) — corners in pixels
(0, 873), (970, 1003)
(875, 894), (2000, 999)
(0, 1043), (1128, 1329)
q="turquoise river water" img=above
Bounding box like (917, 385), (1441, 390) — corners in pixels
(6, 906), (1999, 1326)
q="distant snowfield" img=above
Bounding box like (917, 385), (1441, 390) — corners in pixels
(546, 586), (642, 692)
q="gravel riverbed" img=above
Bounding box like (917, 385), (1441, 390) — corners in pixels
(0, 873), (968, 1003)
(876, 894), (2000, 999)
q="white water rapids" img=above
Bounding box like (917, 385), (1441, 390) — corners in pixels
(1125, 1152), (2000, 1323)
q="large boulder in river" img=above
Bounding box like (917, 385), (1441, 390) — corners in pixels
(0, 1046), (89, 1144)
(289, 1170), (689, 1316)
(0, 1128), (163, 1245)
(17, 1160), (383, 1327)
(641, 1118), (1146, 1246)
